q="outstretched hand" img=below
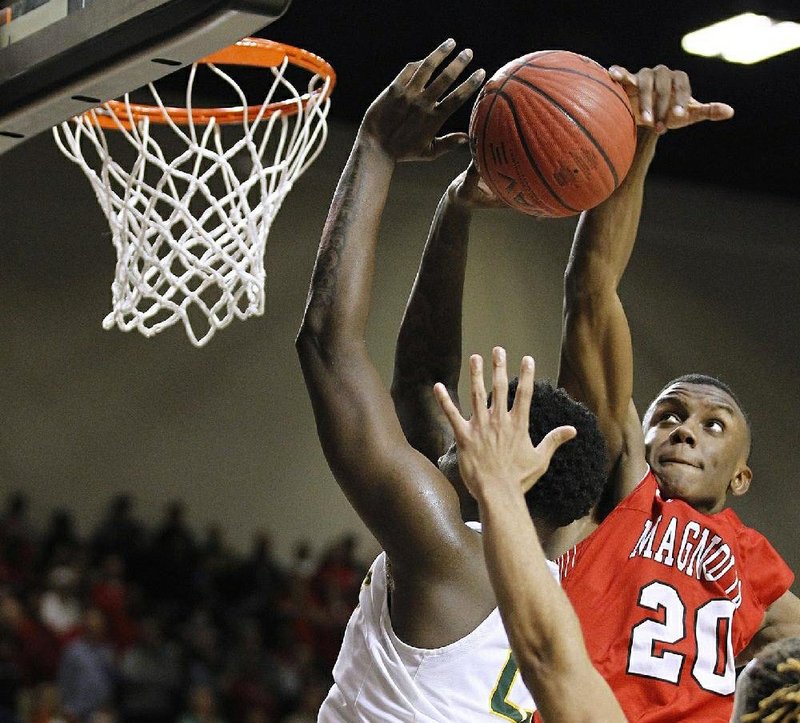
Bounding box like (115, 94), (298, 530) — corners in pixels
(609, 64), (734, 135)
(360, 39), (486, 162)
(433, 347), (576, 500)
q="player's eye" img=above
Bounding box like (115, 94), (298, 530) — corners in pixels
(706, 419), (724, 433)
(659, 412), (681, 424)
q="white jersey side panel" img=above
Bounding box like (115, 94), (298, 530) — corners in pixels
(318, 551), (551, 722)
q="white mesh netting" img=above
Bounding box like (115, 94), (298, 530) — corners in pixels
(53, 54), (332, 346)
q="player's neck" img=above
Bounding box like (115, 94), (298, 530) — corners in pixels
(530, 516), (561, 559)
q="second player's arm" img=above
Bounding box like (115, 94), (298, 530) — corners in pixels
(392, 165), (504, 463)
(391, 180), (473, 462)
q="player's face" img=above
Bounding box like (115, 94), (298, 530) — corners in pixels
(643, 383), (751, 514)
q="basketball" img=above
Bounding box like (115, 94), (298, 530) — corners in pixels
(469, 50), (637, 217)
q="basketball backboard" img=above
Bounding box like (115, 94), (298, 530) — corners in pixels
(0, 0), (291, 154)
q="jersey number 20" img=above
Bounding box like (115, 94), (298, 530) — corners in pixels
(627, 581), (736, 695)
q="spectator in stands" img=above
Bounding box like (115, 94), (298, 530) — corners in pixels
(39, 567), (82, 645)
(27, 681), (64, 723)
(58, 606), (116, 722)
(118, 614), (182, 723)
(178, 684), (226, 723)
(37, 510), (81, 576)
(89, 554), (136, 652)
(148, 502), (197, 615)
(195, 523), (237, 612)
(182, 608), (224, 693)
(90, 495), (145, 581)
(234, 531), (284, 642)
(0, 493), (35, 589)
(0, 589), (59, 698)
(221, 618), (277, 723)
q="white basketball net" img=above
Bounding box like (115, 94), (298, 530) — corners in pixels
(53, 54), (331, 346)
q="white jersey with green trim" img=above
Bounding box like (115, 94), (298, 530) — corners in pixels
(318, 547), (557, 722)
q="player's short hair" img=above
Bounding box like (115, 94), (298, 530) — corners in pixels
(738, 637), (800, 722)
(494, 379), (608, 527)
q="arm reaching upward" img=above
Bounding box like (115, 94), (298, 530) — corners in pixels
(558, 65), (734, 506)
(296, 41), (490, 646)
(434, 348), (626, 723)
(392, 164), (505, 464)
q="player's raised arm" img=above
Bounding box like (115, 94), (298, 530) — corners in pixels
(434, 348), (626, 723)
(296, 41), (486, 579)
(558, 65), (734, 504)
(392, 163), (505, 464)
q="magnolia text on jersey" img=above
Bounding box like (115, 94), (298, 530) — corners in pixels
(628, 515), (742, 606)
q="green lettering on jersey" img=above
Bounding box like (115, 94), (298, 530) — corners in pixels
(490, 651), (533, 722)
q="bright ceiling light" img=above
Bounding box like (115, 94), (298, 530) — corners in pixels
(682, 12), (800, 64)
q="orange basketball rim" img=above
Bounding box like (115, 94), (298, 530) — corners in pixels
(91, 37), (337, 129)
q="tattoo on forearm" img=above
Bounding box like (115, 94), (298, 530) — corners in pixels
(307, 147), (364, 313)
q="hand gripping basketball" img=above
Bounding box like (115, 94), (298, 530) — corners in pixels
(608, 64), (734, 135)
(448, 162), (508, 211)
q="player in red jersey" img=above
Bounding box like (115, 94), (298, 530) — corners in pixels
(434, 347), (800, 723)
(555, 64), (800, 721)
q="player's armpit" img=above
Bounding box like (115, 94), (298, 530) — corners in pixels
(737, 590), (800, 666)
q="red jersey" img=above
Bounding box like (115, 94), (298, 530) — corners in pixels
(558, 469), (793, 722)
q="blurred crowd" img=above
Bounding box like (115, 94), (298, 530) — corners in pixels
(0, 492), (367, 723)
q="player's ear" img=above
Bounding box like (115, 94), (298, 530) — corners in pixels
(729, 465), (752, 497)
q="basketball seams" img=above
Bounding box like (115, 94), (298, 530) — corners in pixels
(520, 64), (635, 125)
(469, 50), (636, 217)
(473, 86), (505, 203)
(506, 74), (621, 189)
(495, 89), (578, 215)
(477, 64), (576, 215)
